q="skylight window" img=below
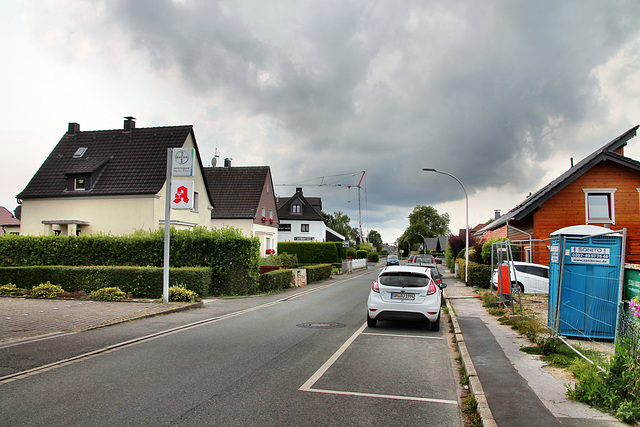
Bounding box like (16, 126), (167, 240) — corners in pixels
(73, 147), (88, 158)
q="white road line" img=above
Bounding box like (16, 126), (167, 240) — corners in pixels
(300, 322), (367, 390)
(304, 388), (458, 405)
(361, 332), (444, 340)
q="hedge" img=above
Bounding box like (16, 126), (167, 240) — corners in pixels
(305, 264), (333, 283)
(276, 242), (339, 264)
(259, 269), (293, 293)
(0, 227), (260, 296)
(454, 259), (492, 289)
(0, 266), (211, 298)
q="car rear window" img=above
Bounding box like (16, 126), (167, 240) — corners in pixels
(379, 272), (429, 287)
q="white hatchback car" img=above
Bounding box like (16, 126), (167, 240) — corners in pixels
(491, 261), (550, 294)
(367, 266), (447, 331)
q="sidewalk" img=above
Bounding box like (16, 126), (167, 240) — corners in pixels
(443, 268), (622, 426)
(0, 297), (201, 345)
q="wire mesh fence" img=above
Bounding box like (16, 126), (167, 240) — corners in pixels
(487, 232), (639, 360)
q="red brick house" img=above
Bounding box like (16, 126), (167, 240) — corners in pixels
(479, 125), (640, 265)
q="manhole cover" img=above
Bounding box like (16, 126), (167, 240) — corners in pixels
(296, 322), (346, 329)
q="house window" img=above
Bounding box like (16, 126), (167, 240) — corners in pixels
(74, 177), (86, 190)
(292, 203), (302, 214)
(261, 207), (266, 218)
(583, 189), (616, 224)
(279, 223), (291, 232)
(269, 210), (273, 220)
(301, 224), (309, 232)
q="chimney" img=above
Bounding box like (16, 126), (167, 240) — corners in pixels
(494, 210), (501, 220)
(296, 187), (303, 194)
(224, 158), (232, 167)
(68, 122), (80, 135)
(123, 116), (136, 132)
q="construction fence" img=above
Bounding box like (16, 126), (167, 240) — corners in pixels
(489, 230), (639, 360)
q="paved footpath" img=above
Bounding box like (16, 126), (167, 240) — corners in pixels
(0, 297), (199, 344)
(443, 268), (622, 426)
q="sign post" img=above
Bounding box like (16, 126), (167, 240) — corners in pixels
(163, 148), (172, 304)
(163, 147), (196, 304)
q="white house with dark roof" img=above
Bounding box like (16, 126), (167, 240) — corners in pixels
(203, 164), (279, 255)
(17, 118), (213, 236)
(276, 188), (344, 243)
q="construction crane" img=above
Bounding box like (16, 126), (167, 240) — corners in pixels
(276, 171), (366, 243)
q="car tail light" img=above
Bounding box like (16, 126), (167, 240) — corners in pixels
(426, 280), (437, 295)
(372, 280), (380, 293)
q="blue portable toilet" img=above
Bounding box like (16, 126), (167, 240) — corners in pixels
(548, 225), (624, 340)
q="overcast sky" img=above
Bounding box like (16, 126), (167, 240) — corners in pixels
(2, 0), (640, 244)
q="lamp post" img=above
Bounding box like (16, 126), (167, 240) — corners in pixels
(422, 168), (469, 284)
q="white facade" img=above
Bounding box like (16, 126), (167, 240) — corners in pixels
(278, 219), (326, 243)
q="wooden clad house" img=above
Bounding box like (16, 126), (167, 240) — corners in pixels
(479, 125), (640, 265)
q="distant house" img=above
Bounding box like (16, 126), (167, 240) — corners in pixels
(16, 118), (213, 236)
(0, 206), (20, 235)
(277, 188), (344, 243)
(479, 125), (640, 265)
(203, 164), (279, 256)
(424, 236), (448, 252)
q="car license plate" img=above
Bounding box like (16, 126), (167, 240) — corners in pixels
(391, 292), (415, 300)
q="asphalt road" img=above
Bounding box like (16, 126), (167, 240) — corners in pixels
(0, 268), (462, 426)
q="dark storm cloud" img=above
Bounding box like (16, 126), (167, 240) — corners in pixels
(62, 0), (640, 233)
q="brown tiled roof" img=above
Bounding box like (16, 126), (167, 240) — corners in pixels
(0, 206), (20, 226)
(203, 166), (270, 219)
(17, 125), (196, 199)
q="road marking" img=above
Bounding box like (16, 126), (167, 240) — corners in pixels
(0, 270), (379, 384)
(304, 388), (458, 405)
(300, 323), (367, 391)
(300, 322), (458, 405)
(361, 332), (444, 340)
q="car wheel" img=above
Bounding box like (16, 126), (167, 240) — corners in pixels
(430, 314), (440, 331)
(518, 282), (524, 294)
(367, 314), (377, 328)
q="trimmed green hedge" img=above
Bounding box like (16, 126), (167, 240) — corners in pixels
(259, 269), (293, 293)
(454, 260), (492, 289)
(0, 266), (211, 298)
(277, 242), (339, 264)
(306, 264), (332, 283)
(356, 250), (368, 259)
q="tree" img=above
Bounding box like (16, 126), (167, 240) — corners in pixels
(321, 210), (353, 241)
(399, 205), (450, 251)
(367, 230), (383, 252)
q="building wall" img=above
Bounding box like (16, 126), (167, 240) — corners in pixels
(532, 162), (640, 264)
(277, 219), (325, 242)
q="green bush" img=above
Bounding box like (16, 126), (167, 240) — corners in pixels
(0, 227), (260, 289)
(346, 247), (357, 259)
(568, 335), (640, 423)
(0, 266), (211, 298)
(276, 252), (296, 268)
(368, 252), (379, 263)
(30, 282), (64, 299)
(0, 283), (26, 296)
(306, 264), (332, 283)
(356, 250), (368, 259)
(259, 269), (293, 293)
(212, 262), (257, 296)
(277, 242), (339, 264)
(88, 287), (127, 301)
(168, 285), (199, 302)
(468, 262), (491, 288)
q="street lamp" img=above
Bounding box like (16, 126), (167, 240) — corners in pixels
(422, 168), (469, 284)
